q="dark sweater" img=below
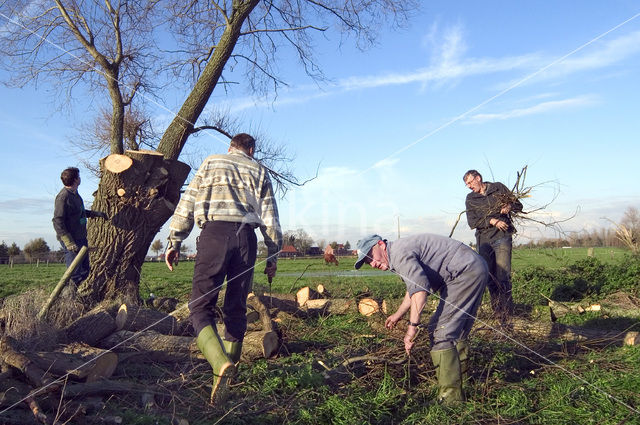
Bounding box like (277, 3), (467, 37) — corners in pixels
(465, 182), (522, 242)
(52, 188), (95, 242)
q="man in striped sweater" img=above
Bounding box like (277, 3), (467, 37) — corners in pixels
(165, 133), (282, 405)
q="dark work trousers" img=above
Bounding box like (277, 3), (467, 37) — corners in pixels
(477, 235), (514, 316)
(428, 248), (488, 351)
(62, 237), (90, 286)
(189, 221), (257, 343)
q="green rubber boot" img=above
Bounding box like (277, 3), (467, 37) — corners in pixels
(197, 325), (236, 405)
(430, 346), (466, 405)
(222, 339), (243, 364)
(456, 339), (469, 379)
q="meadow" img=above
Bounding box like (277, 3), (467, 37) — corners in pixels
(1, 247), (639, 424)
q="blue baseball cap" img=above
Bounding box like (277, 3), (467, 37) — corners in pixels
(354, 234), (383, 269)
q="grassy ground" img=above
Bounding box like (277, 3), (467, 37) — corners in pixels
(1, 248), (639, 424)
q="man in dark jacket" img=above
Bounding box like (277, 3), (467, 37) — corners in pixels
(463, 170), (522, 319)
(355, 233), (488, 405)
(52, 167), (107, 288)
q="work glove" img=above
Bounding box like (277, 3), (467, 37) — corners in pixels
(60, 234), (79, 253)
(92, 211), (109, 220)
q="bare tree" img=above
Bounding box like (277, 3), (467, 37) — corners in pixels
(0, 0), (419, 306)
(150, 239), (163, 257)
(606, 207), (639, 254)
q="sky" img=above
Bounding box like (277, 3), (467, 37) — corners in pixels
(1, 1), (639, 254)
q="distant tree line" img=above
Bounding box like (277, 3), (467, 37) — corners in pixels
(0, 238), (64, 264)
(518, 207), (639, 252)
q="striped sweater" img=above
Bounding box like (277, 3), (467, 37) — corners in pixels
(168, 148), (283, 261)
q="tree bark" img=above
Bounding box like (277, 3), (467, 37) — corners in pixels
(81, 150), (190, 307)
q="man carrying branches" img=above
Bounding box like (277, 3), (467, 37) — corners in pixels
(463, 170), (523, 320)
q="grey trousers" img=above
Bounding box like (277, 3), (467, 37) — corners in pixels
(428, 249), (488, 351)
(478, 235), (514, 315)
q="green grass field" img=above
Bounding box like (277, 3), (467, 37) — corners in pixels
(1, 247), (639, 424)
(0, 246), (630, 300)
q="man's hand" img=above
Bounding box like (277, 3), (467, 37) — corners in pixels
(404, 325), (419, 355)
(264, 261), (277, 282)
(165, 248), (179, 271)
(490, 218), (509, 231)
(385, 313), (401, 330)
(67, 243), (79, 253)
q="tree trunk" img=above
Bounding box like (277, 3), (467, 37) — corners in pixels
(156, 0), (260, 160)
(81, 1), (259, 308)
(81, 150), (190, 307)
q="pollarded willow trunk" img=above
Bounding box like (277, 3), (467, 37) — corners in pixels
(80, 150), (190, 307)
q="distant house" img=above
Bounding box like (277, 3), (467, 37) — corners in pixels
(333, 244), (351, 256)
(306, 246), (322, 256)
(279, 244), (299, 258)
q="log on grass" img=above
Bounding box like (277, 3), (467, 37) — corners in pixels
(28, 349), (118, 382)
(116, 304), (179, 335)
(64, 308), (117, 346)
(99, 328), (277, 362)
(304, 298), (358, 316)
(247, 293), (276, 332)
(255, 293), (299, 315)
(485, 317), (637, 346)
(241, 330), (280, 360)
(316, 284), (331, 298)
(358, 298), (385, 317)
(0, 336), (51, 387)
(296, 286), (322, 307)
(99, 330), (197, 354)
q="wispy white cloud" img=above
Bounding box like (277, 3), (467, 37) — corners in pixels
(0, 197), (51, 212)
(465, 95), (597, 124)
(372, 158), (399, 169)
(209, 25), (640, 117)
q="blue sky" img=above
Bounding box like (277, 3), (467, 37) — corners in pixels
(1, 1), (639, 252)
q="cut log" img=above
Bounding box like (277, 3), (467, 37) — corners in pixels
(316, 284), (331, 298)
(151, 297), (179, 313)
(255, 293), (298, 315)
(0, 336), (50, 387)
(477, 317), (637, 346)
(242, 330), (280, 360)
(115, 304), (180, 335)
(246, 293), (275, 332)
(99, 330), (197, 354)
(64, 308), (117, 346)
(358, 298), (382, 317)
(28, 349), (118, 382)
(624, 331), (639, 346)
(103, 154), (133, 174)
(305, 299), (358, 316)
(296, 286), (321, 307)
